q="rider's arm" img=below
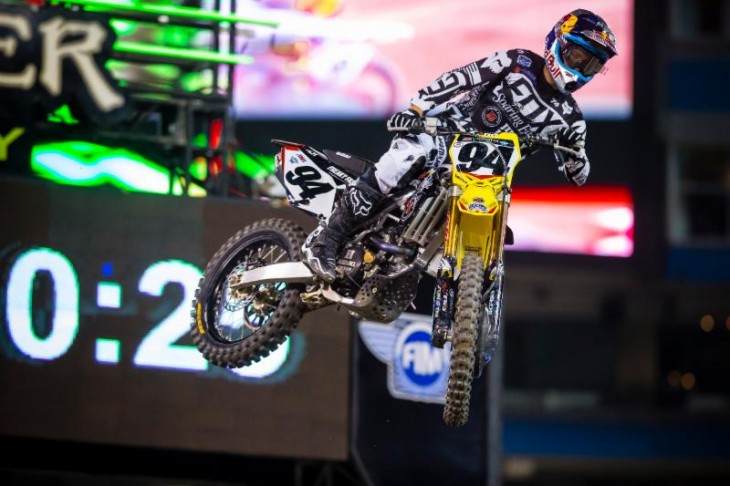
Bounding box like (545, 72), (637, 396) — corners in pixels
(409, 50), (515, 113)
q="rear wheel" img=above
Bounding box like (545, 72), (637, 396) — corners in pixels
(443, 252), (483, 427)
(190, 218), (307, 368)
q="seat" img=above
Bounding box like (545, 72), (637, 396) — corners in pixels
(323, 149), (374, 178)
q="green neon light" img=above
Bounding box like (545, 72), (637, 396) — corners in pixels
(192, 133), (207, 148)
(105, 60), (189, 95)
(47, 105), (80, 125)
(234, 151), (276, 180)
(109, 19), (137, 36)
(141, 63), (180, 79)
(114, 41), (253, 64)
(190, 158), (207, 180)
(31, 141), (206, 197)
(50, 0), (279, 27)
(180, 70), (214, 93)
(106, 60), (181, 81)
(110, 20), (206, 50)
(158, 25), (200, 48)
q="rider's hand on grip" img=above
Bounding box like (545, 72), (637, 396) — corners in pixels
(436, 117), (477, 135)
(387, 108), (422, 132)
(554, 149), (590, 186)
(563, 156), (590, 185)
(555, 126), (584, 149)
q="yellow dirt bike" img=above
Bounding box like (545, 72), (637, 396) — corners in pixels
(190, 120), (566, 426)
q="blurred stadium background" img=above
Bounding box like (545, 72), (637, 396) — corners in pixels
(0, 0), (728, 485)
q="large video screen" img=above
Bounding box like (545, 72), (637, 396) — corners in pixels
(229, 0), (633, 119)
(0, 179), (350, 460)
(510, 186), (633, 257)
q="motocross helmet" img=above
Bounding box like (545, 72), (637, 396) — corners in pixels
(544, 9), (617, 93)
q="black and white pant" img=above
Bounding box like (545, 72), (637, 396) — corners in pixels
(366, 133), (448, 195)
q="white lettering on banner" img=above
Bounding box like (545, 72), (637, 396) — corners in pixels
(0, 7), (128, 120)
(402, 341), (444, 375)
(0, 13), (35, 89)
(39, 17), (124, 112)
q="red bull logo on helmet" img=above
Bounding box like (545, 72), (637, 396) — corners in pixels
(582, 28), (616, 50)
(560, 14), (578, 35)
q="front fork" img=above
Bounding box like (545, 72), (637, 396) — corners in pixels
(430, 187), (511, 349)
(431, 254), (456, 348)
(431, 198), (459, 348)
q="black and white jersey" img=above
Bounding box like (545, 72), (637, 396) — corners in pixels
(410, 49), (587, 165)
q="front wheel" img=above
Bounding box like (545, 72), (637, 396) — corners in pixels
(190, 218), (307, 368)
(443, 252), (483, 427)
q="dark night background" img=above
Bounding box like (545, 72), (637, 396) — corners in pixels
(1, 1), (729, 485)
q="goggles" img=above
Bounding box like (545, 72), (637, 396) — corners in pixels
(560, 42), (606, 77)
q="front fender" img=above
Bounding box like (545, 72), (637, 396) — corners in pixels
(454, 185), (499, 263)
(457, 184), (499, 217)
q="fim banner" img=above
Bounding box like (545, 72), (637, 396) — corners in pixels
(359, 313), (451, 404)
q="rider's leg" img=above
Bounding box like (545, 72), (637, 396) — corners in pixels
(304, 134), (437, 281)
(303, 174), (382, 282)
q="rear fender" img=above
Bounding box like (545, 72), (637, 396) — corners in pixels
(275, 144), (346, 219)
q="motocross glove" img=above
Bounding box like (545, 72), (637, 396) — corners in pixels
(437, 117), (477, 134)
(559, 152), (590, 186)
(555, 126), (584, 149)
(387, 108), (422, 132)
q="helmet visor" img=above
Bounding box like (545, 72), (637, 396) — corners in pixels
(561, 42), (605, 76)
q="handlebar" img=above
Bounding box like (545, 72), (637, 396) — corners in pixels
(523, 134), (583, 158)
(390, 117), (583, 158)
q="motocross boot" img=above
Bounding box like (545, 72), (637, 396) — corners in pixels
(303, 181), (382, 282)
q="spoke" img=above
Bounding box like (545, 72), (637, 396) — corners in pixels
(272, 249), (287, 263)
(258, 245), (276, 263)
(212, 241), (290, 343)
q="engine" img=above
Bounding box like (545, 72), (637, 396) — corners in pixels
(326, 174), (448, 320)
(400, 186), (449, 246)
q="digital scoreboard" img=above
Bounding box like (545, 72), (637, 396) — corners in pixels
(0, 177), (350, 460)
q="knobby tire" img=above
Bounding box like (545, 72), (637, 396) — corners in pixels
(190, 218), (307, 368)
(443, 252), (483, 427)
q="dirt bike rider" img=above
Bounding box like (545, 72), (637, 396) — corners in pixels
(304, 9), (618, 282)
